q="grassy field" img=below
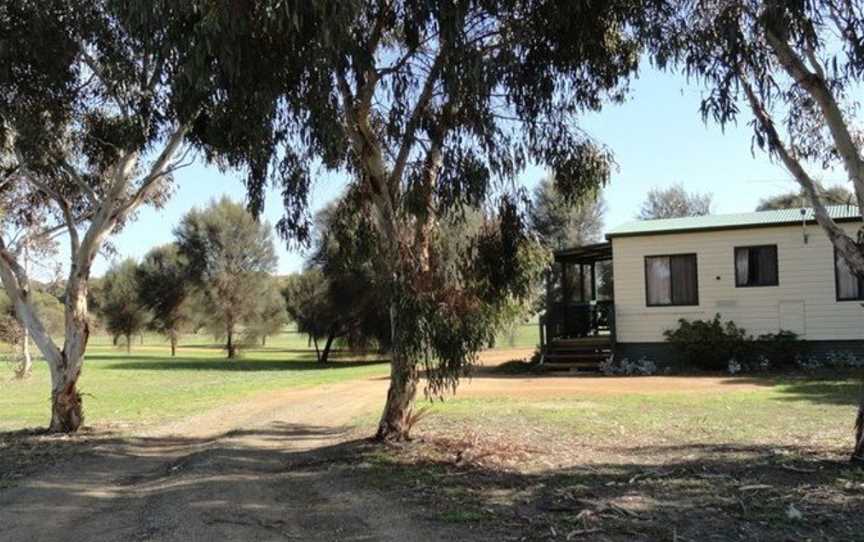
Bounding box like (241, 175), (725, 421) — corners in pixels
(422, 376), (861, 448)
(0, 321), (535, 432)
(0, 331), (389, 431)
(355, 373), (864, 540)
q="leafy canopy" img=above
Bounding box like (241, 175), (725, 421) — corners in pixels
(175, 197), (278, 356)
(638, 183), (713, 220)
(98, 259), (149, 345)
(529, 176), (606, 250)
(184, 0), (656, 397)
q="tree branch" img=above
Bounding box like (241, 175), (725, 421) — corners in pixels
(389, 51), (445, 187)
(739, 73), (864, 272)
(57, 159), (100, 207)
(115, 124), (190, 220)
(18, 170), (81, 257)
(764, 26), (864, 210)
(0, 235), (62, 363)
(79, 48), (131, 118)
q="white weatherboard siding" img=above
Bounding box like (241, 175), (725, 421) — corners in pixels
(611, 222), (864, 343)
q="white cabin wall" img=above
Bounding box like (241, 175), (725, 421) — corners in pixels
(611, 222), (864, 343)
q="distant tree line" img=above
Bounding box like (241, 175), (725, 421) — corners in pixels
(90, 198), (286, 359)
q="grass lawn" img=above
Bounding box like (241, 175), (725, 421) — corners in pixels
(423, 376), (861, 449)
(492, 321), (539, 349)
(0, 331), (389, 431)
(353, 372), (864, 540)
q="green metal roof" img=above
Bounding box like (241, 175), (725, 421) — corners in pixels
(606, 205), (861, 239)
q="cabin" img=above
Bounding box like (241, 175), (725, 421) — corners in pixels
(540, 205), (864, 370)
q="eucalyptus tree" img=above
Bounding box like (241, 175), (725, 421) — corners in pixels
(652, 0), (864, 461)
(530, 176), (606, 250)
(248, 279), (288, 347)
(191, 1), (652, 440)
(175, 198), (278, 359)
(756, 184), (853, 211)
(282, 269), (340, 363)
(0, 1), (214, 431)
(98, 259), (149, 353)
(136, 245), (190, 357)
(637, 183), (713, 220)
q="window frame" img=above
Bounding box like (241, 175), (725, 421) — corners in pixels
(734, 244), (779, 288)
(644, 253), (699, 307)
(834, 247), (864, 302)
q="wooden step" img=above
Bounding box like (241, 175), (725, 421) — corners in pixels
(544, 351), (609, 360)
(551, 337), (611, 348)
(541, 361), (603, 371)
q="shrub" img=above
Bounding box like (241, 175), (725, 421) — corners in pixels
(601, 356), (657, 376)
(755, 330), (802, 367)
(798, 351), (864, 371)
(727, 358), (742, 375)
(824, 350), (864, 369)
(663, 314), (751, 371)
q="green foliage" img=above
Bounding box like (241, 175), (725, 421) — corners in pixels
(754, 330), (803, 368)
(282, 269), (336, 353)
(665, 315), (805, 371)
(245, 279), (287, 346)
(663, 315), (751, 371)
(187, 1), (647, 239)
(308, 196), (392, 351)
(395, 200), (550, 397)
(0, 289), (64, 345)
(98, 259), (150, 350)
(756, 184), (854, 211)
(638, 183), (712, 220)
(136, 244), (190, 353)
(529, 176), (606, 250)
(175, 197), (278, 358)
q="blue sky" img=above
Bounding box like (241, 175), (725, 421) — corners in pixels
(90, 66), (845, 277)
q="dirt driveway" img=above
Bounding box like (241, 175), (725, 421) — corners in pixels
(0, 359), (769, 542)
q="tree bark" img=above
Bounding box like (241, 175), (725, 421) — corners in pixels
(854, 399), (864, 464)
(226, 325), (236, 359)
(312, 335), (321, 363)
(48, 278), (90, 433)
(375, 346), (419, 441)
(17, 241), (32, 378)
(126, 334), (132, 353)
(49, 361), (84, 433)
(375, 301), (421, 441)
(320, 330), (336, 364)
(17, 333), (32, 379)
(0, 124), (189, 433)
(170, 332), (177, 357)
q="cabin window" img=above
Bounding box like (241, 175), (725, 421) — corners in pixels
(734, 245), (778, 287)
(835, 249), (864, 301)
(644, 254), (698, 306)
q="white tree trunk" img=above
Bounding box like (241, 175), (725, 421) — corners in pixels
(19, 241), (32, 378)
(0, 125), (189, 431)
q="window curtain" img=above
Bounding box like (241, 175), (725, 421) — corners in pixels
(757, 246), (777, 284)
(671, 255), (697, 304)
(646, 257), (671, 305)
(836, 252), (860, 299)
(735, 249), (749, 285)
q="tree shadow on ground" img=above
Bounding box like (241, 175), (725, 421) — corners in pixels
(2, 422), (864, 541)
(91, 353), (389, 372)
(0, 423), (480, 541)
(359, 438), (864, 541)
(719, 373), (864, 407)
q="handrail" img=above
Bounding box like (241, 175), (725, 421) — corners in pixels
(542, 301), (615, 343)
